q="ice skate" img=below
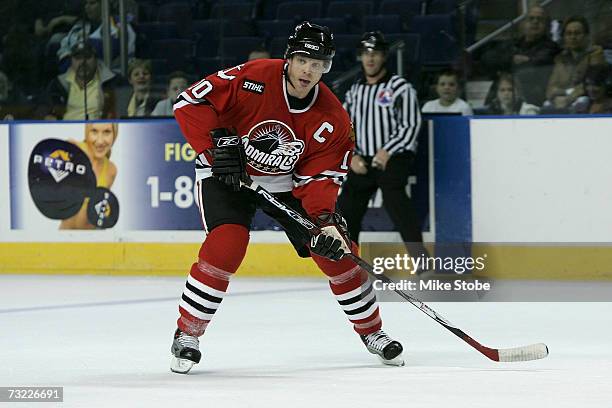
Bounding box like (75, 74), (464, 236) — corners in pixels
(361, 330), (404, 366)
(170, 329), (201, 374)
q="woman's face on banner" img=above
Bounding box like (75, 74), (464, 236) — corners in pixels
(86, 123), (116, 159)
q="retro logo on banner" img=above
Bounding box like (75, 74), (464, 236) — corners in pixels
(27, 138), (119, 228)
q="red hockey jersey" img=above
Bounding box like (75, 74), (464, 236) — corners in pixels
(173, 59), (354, 217)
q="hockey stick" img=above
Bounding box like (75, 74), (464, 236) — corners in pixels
(242, 179), (549, 362)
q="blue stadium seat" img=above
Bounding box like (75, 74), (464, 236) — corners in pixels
(427, 0), (457, 14)
(326, 1), (372, 32)
(276, 1), (322, 20)
(192, 19), (255, 39)
(385, 33), (421, 64)
(218, 36), (267, 62)
(136, 22), (179, 41)
(150, 58), (170, 76)
(269, 36), (288, 58)
(333, 34), (361, 51)
(260, 0), (285, 20)
(257, 19), (294, 39)
(379, 0), (423, 29)
(332, 34), (361, 70)
(409, 14), (457, 65)
(310, 17), (348, 35)
(152, 39), (194, 71)
(210, 2), (255, 19)
(197, 57), (238, 76)
(157, 3), (193, 37)
(363, 15), (402, 33)
(136, 1), (158, 23)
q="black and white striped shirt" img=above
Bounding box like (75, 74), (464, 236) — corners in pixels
(343, 73), (421, 156)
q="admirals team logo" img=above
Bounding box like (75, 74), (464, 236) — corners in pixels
(376, 88), (394, 107)
(243, 120), (304, 174)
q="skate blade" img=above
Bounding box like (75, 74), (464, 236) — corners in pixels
(170, 357), (195, 374)
(378, 353), (405, 367)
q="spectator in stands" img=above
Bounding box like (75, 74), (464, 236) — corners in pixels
(118, 59), (159, 117)
(57, 0), (136, 71)
(248, 47), (271, 61)
(41, 42), (118, 120)
(35, 1), (78, 44)
(480, 6), (560, 106)
(152, 71), (189, 117)
(483, 72), (539, 115)
(545, 16), (606, 111)
(572, 64), (612, 113)
(1, 20), (39, 95)
(0, 70), (30, 120)
(422, 70), (473, 115)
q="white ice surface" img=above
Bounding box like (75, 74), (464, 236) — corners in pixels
(0, 275), (611, 408)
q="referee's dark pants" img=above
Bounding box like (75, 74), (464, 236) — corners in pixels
(337, 151), (424, 249)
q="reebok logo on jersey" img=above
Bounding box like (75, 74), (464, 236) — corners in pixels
(242, 79), (265, 95)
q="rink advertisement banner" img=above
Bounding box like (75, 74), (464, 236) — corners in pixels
(0, 125), (9, 234)
(9, 120), (201, 232)
(7, 119), (437, 235)
(470, 116), (612, 242)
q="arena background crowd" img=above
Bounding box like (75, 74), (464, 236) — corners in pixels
(0, 0), (611, 120)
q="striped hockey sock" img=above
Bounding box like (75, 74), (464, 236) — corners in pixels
(177, 259), (233, 337)
(329, 265), (382, 335)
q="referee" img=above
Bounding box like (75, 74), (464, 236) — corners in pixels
(337, 31), (424, 251)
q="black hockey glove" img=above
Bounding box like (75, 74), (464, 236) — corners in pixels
(210, 128), (248, 192)
(310, 212), (353, 261)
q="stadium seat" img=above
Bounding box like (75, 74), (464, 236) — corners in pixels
(192, 19), (255, 39)
(426, 0), (457, 14)
(260, 0), (285, 20)
(332, 34), (361, 71)
(210, 2), (255, 19)
(257, 19), (294, 39)
(157, 3), (193, 37)
(310, 17), (348, 35)
(385, 33), (421, 64)
(333, 34), (361, 51)
(363, 15), (402, 34)
(276, 1), (322, 20)
(136, 22), (179, 42)
(150, 58), (170, 76)
(136, 1), (158, 23)
(379, 0), (423, 29)
(217, 36), (267, 62)
(326, 1), (372, 32)
(152, 39), (194, 71)
(269, 36), (288, 58)
(197, 57), (238, 76)
(409, 14), (458, 65)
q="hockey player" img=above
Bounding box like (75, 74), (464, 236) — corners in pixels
(170, 21), (404, 374)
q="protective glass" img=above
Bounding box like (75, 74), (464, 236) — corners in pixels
(293, 54), (333, 74)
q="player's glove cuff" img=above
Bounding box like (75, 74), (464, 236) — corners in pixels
(309, 212), (353, 261)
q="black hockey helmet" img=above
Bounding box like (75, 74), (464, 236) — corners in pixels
(358, 31), (389, 54)
(285, 21), (335, 70)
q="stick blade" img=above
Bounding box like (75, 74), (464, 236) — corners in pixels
(497, 343), (549, 362)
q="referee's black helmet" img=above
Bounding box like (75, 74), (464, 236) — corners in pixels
(285, 21), (336, 62)
(358, 31), (389, 53)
